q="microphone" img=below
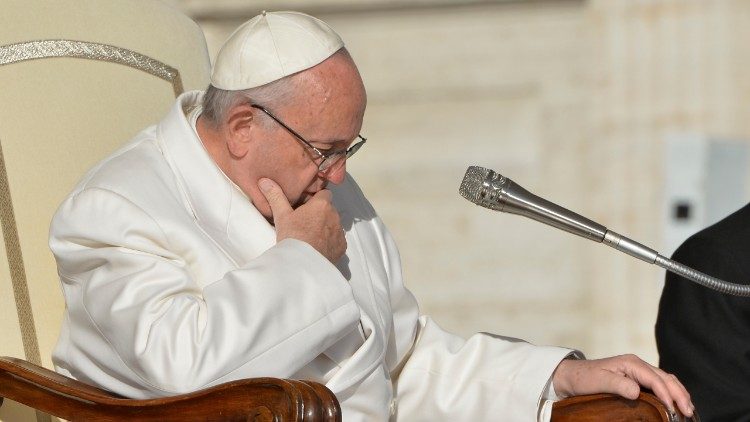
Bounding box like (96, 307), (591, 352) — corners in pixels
(459, 165), (750, 296)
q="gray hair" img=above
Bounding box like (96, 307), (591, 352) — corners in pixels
(201, 75), (301, 128)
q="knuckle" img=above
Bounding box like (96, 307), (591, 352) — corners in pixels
(623, 354), (639, 363)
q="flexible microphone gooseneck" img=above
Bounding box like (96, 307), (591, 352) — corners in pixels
(459, 165), (750, 297)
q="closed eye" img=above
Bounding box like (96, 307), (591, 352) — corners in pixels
(311, 142), (346, 155)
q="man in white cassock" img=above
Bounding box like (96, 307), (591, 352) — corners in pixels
(49, 11), (693, 421)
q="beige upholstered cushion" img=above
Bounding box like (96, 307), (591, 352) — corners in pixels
(0, 1), (210, 420)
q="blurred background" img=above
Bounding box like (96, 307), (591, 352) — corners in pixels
(162, 0), (750, 364)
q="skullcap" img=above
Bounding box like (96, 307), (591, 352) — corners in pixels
(211, 11), (344, 90)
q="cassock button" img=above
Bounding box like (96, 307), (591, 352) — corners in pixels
(389, 398), (397, 416)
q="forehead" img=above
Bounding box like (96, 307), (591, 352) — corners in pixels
(279, 54), (366, 144)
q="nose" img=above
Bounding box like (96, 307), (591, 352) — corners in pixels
(321, 161), (346, 184)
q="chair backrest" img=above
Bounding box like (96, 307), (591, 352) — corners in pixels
(0, 1), (210, 419)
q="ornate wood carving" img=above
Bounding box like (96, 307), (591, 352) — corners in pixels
(0, 357), (341, 421)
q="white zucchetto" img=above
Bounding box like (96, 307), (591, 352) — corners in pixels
(211, 10), (345, 90)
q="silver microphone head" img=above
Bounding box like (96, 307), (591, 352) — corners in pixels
(459, 165), (608, 242)
(459, 166), (508, 211)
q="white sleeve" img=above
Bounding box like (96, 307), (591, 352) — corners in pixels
(336, 174), (573, 421)
(50, 187), (361, 395)
(394, 316), (574, 422)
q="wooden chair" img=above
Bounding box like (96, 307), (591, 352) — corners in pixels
(0, 1), (697, 420)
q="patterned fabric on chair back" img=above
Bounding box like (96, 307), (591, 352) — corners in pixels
(0, 1), (210, 420)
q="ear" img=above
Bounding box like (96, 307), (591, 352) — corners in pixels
(224, 103), (257, 158)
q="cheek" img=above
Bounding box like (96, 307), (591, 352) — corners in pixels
(257, 143), (320, 199)
(275, 163), (320, 204)
(293, 167), (323, 194)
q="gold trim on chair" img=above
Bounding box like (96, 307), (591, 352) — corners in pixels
(0, 142), (42, 368)
(0, 142), (50, 422)
(0, 39), (184, 96)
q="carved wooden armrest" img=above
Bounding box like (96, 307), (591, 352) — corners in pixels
(552, 392), (700, 422)
(0, 356), (340, 421)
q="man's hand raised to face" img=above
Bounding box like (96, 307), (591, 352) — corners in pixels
(259, 178), (347, 263)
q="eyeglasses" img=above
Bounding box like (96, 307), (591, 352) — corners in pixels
(251, 104), (366, 172)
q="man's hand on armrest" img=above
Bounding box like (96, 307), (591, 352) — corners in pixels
(551, 354), (694, 417)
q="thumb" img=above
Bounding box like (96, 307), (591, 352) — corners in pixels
(258, 178), (292, 217)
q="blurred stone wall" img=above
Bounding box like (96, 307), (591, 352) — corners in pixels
(171, 0), (750, 363)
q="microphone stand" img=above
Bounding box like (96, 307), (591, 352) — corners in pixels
(459, 166), (750, 297)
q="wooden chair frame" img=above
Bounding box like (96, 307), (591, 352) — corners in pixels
(0, 357), (339, 421)
(0, 355), (697, 421)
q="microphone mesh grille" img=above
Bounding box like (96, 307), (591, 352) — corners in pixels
(459, 166), (491, 204)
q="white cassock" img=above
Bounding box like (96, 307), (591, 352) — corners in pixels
(50, 91), (574, 421)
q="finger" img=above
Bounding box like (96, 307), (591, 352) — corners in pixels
(619, 359), (676, 414)
(601, 370), (641, 400)
(653, 368), (694, 416)
(258, 178), (293, 217)
(312, 188), (333, 202)
(637, 373), (674, 413)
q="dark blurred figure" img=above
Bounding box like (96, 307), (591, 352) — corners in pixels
(657, 203), (750, 422)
